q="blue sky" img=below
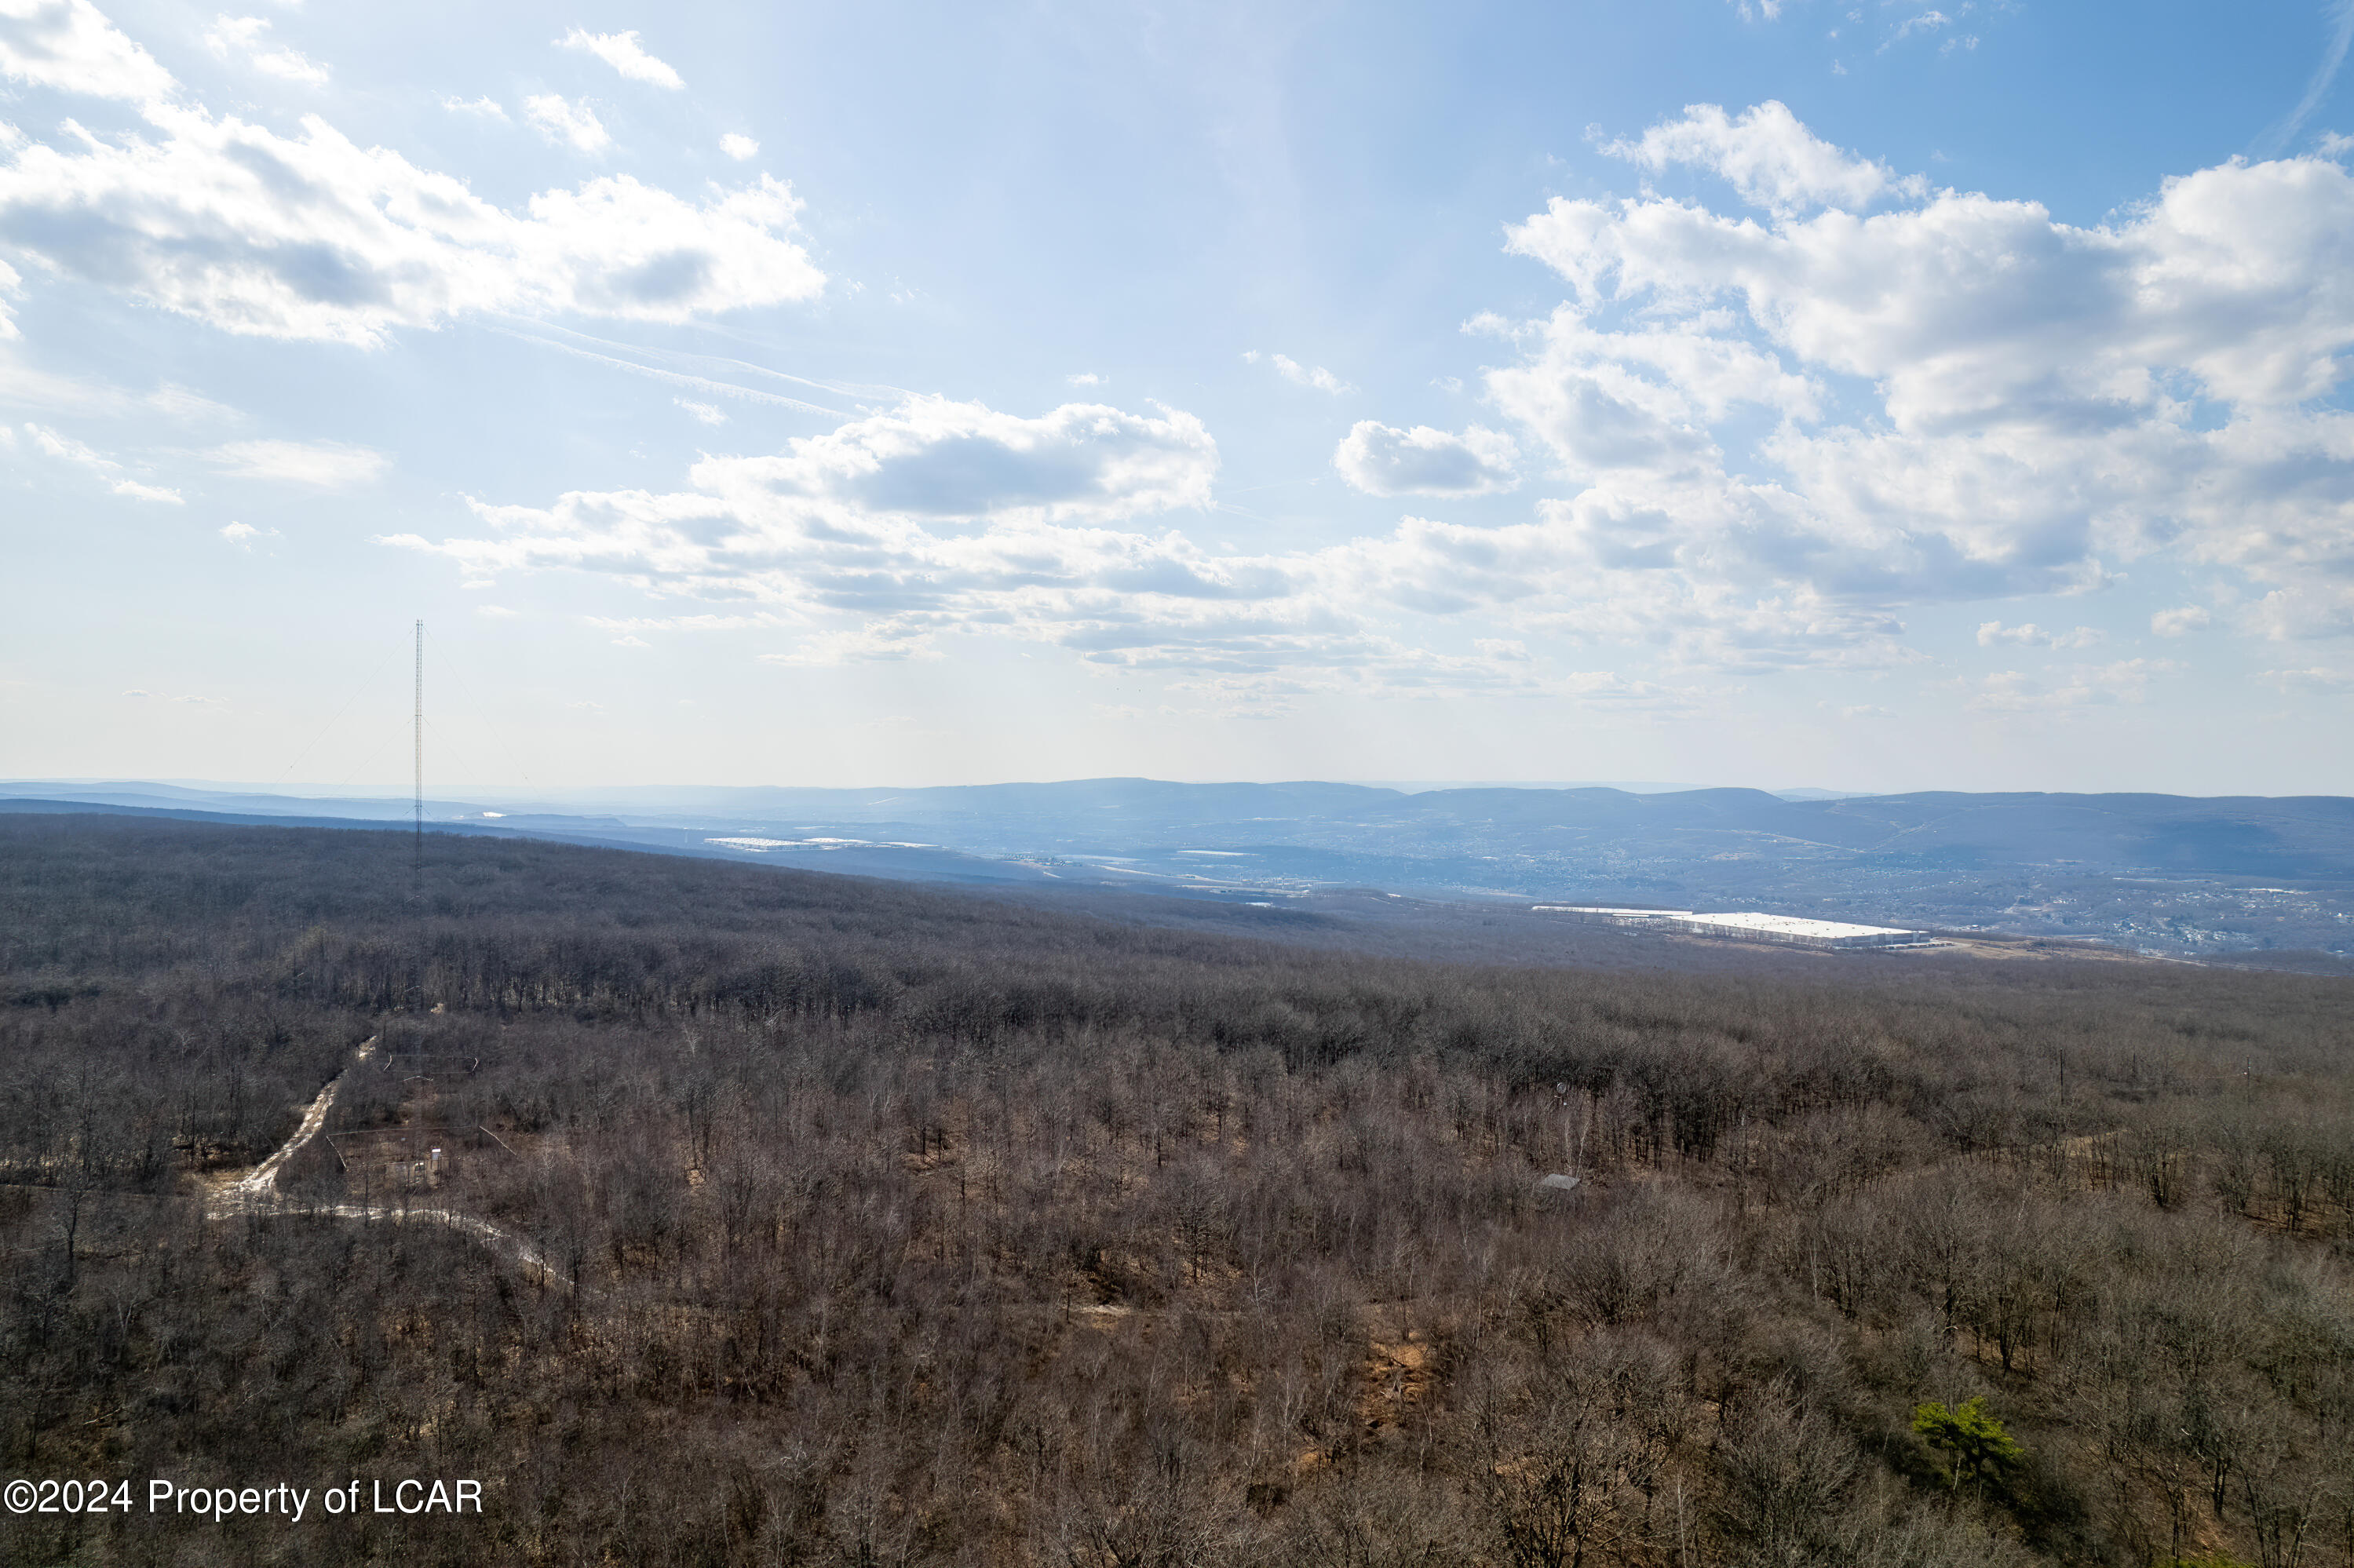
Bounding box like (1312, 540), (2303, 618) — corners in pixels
(4, 0), (2353, 795)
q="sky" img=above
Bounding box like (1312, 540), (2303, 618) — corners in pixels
(4, 0), (2354, 797)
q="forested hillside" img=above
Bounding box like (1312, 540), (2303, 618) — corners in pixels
(2, 814), (2349, 1568)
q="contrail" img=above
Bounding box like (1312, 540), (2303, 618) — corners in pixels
(487, 314), (911, 406)
(479, 321), (850, 418)
(2257, 0), (2354, 156)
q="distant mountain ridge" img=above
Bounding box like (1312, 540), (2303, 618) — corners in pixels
(5, 778), (2351, 957)
(6, 777), (2353, 874)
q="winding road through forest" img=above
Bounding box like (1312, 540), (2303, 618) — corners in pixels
(205, 1037), (564, 1289)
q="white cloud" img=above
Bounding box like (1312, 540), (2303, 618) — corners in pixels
(524, 93), (608, 153)
(389, 395), (1391, 684)
(0, 99), (823, 344)
(0, 9), (807, 344)
(2261, 666), (2354, 693)
(378, 391), (1813, 698)
(0, 0), (174, 103)
(1477, 104), (2354, 661)
(1976, 621), (2102, 648)
(2151, 605), (2211, 636)
(475, 603), (518, 617)
(443, 95), (506, 120)
(201, 14), (260, 53)
(1484, 308), (1817, 480)
(218, 519), (277, 545)
(1600, 101), (1922, 215)
(1068, 372), (1105, 387)
(203, 14), (327, 85)
(1885, 11), (1951, 49)
(206, 437), (386, 487)
(673, 396), (726, 425)
(719, 132), (757, 161)
(1245, 349), (1352, 395)
(1964, 658), (2178, 713)
(27, 420), (181, 500)
(559, 27), (681, 89)
(390, 396), (1221, 590)
(1334, 421), (1518, 496)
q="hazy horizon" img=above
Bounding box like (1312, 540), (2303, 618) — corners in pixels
(12, 772), (2352, 805)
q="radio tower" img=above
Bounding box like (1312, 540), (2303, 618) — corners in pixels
(413, 619), (425, 878)
(410, 620), (425, 1026)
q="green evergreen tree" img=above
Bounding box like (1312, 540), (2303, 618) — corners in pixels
(1911, 1397), (2024, 1490)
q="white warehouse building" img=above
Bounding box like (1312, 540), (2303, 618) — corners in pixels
(1532, 906), (1932, 950)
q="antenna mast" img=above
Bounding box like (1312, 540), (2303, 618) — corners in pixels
(413, 618), (424, 876)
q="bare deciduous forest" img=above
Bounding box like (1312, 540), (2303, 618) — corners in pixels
(2, 813), (2351, 1568)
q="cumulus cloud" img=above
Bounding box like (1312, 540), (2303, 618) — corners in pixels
(2151, 604), (2211, 636)
(1976, 622), (2102, 648)
(207, 437), (386, 487)
(524, 93), (608, 152)
(1245, 350), (1351, 395)
(218, 520), (277, 546)
(1484, 308), (1816, 480)
(378, 390), (1837, 695)
(719, 132), (757, 160)
(387, 396), (1630, 698)
(383, 397), (1275, 664)
(1471, 102), (2354, 662)
(559, 27), (681, 89)
(1600, 101), (1922, 215)
(1334, 421), (1518, 497)
(0, 30), (823, 347)
(443, 95), (506, 120)
(203, 14), (327, 85)
(0, 0), (173, 102)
